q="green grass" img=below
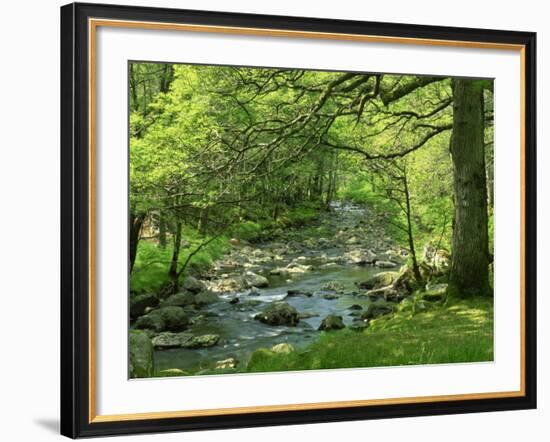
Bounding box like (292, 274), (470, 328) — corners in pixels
(277, 204), (319, 227)
(130, 227), (228, 294)
(245, 296), (493, 373)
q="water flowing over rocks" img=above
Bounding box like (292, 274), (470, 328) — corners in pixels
(138, 202), (426, 375)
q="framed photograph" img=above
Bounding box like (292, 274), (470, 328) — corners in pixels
(60, 2), (537, 438)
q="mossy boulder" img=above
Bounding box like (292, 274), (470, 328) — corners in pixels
(183, 276), (206, 294)
(254, 302), (300, 326)
(152, 332), (192, 349)
(194, 290), (220, 306)
(129, 330), (154, 378)
(135, 306), (189, 332)
(375, 260), (398, 268)
(247, 348), (276, 368)
(349, 320), (370, 332)
(242, 271), (269, 288)
(152, 332), (220, 349)
(318, 314), (345, 331)
(271, 343), (295, 354)
(358, 271), (398, 290)
(360, 301), (394, 320)
(130, 293), (158, 318)
(160, 291), (195, 308)
(156, 368), (188, 377)
(215, 358), (238, 369)
(184, 334), (220, 349)
(322, 281), (345, 293)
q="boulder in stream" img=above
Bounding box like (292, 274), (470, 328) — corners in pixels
(344, 249), (377, 265)
(152, 332), (220, 349)
(322, 281), (345, 293)
(254, 302), (300, 326)
(375, 260), (398, 268)
(318, 314), (345, 331)
(216, 277), (243, 292)
(242, 271), (269, 288)
(358, 271), (398, 290)
(270, 267), (290, 276)
(285, 263), (313, 274)
(184, 334), (220, 349)
(287, 289), (312, 297)
(151, 332), (190, 349)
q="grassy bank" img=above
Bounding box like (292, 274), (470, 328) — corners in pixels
(246, 295), (493, 373)
(130, 229), (228, 294)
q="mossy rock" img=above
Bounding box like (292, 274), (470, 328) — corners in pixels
(360, 301), (394, 320)
(135, 306), (189, 332)
(358, 271), (398, 290)
(318, 314), (345, 331)
(129, 330), (154, 378)
(196, 367), (239, 376)
(152, 332), (192, 349)
(130, 293), (158, 318)
(160, 291), (195, 308)
(183, 334), (220, 349)
(247, 348), (276, 369)
(194, 290), (220, 307)
(254, 302), (300, 326)
(156, 368), (188, 377)
(271, 343), (295, 354)
(349, 320), (370, 332)
(182, 276), (206, 294)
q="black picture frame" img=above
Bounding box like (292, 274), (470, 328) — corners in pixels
(60, 2), (537, 438)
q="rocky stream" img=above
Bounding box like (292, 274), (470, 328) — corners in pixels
(130, 202), (423, 376)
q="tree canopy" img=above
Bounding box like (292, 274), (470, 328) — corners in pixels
(129, 62), (493, 297)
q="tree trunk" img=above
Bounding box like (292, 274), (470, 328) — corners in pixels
(158, 213), (167, 249)
(403, 173), (422, 283)
(129, 212), (145, 273)
(449, 79), (490, 296)
(168, 222), (183, 291)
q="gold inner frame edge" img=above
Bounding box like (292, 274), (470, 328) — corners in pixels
(87, 18), (527, 423)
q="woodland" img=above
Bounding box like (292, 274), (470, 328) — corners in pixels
(128, 62), (494, 378)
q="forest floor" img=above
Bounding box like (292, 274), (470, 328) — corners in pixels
(143, 202), (493, 377)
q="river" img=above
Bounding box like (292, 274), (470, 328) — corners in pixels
(154, 202), (401, 373)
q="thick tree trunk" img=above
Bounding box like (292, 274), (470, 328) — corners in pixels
(129, 212), (145, 273)
(449, 79), (490, 296)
